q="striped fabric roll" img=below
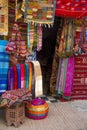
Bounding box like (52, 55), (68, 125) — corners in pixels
(0, 40), (10, 94)
(16, 64), (21, 89)
(26, 98), (49, 120)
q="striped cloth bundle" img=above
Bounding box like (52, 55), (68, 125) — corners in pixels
(26, 98), (49, 120)
(8, 61), (43, 97)
(0, 40), (10, 95)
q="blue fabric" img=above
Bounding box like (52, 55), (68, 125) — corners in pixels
(0, 40), (10, 94)
(16, 64), (21, 89)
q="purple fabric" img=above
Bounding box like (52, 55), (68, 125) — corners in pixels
(64, 56), (75, 97)
(8, 67), (14, 90)
(31, 98), (45, 106)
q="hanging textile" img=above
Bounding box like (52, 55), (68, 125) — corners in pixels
(15, 0), (23, 21)
(55, 0), (87, 18)
(56, 56), (75, 100)
(24, 0), (56, 25)
(0, 0), (8, 35)
(58, 18), (75, 58)
(71, 54), (87, 100)
(0, 40), (10, 95)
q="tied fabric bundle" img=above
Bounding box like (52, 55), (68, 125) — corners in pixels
(55, 0), (87, 18)
(26, 98), (49, 120)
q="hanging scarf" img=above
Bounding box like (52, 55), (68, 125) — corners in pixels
(25, 63), (29, 89)
(20, 64), (25, 88)
(13, 65), (18, 89)
(64, 56), (75, 99)
(58, 18), (75, 58)
(16, 64), (21, 89)
(8, 67), (14, 90)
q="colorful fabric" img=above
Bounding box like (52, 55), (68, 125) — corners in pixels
(8, 67), (14, 90)
(15, 0), (23, 21)
(31, 61), (43, 97)
(71, 54), (87, 100)
(55, 0), (87, 18)
(26, 98), (49, 120)
(16, 64), (21, 89)
(24, 0), (56, 25)
(0, 40), (10, 94)
(64, 56), (75, 98)
(58, 18), (75, 58)
(13, 65), (18, 89)
(27, 62), (32, 92)
(0, 0), (8, 35)
(25, 63), (29, 89)
(1, 88), (32, 106)
(56, 58), (68, 95)
(20, 64), (25, 88)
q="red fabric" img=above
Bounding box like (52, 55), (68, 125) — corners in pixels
(55, 0), (87, 18)
(71, 54), (87, 100)
(13, 65), (18, 89)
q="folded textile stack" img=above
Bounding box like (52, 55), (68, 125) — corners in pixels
(1, 88), (32, 106)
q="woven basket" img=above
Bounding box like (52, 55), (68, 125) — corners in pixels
(26, 98), (49, 120)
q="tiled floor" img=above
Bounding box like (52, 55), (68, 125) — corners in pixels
(0, 100), (87, 130)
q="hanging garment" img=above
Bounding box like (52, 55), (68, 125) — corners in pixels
(56, 56), (75, 100)
(63, 56), (75, 99)
(58, 18), (75, 58)
(55, 0), (87, 18)
(0, 40), (10, 94)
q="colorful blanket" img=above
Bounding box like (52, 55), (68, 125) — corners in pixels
(0, 40), (10, 94)
(24, 0), (56, 25)
(55, 0), (87, 18)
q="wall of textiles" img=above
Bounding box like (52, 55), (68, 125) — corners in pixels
(50, 16), (87, 101)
